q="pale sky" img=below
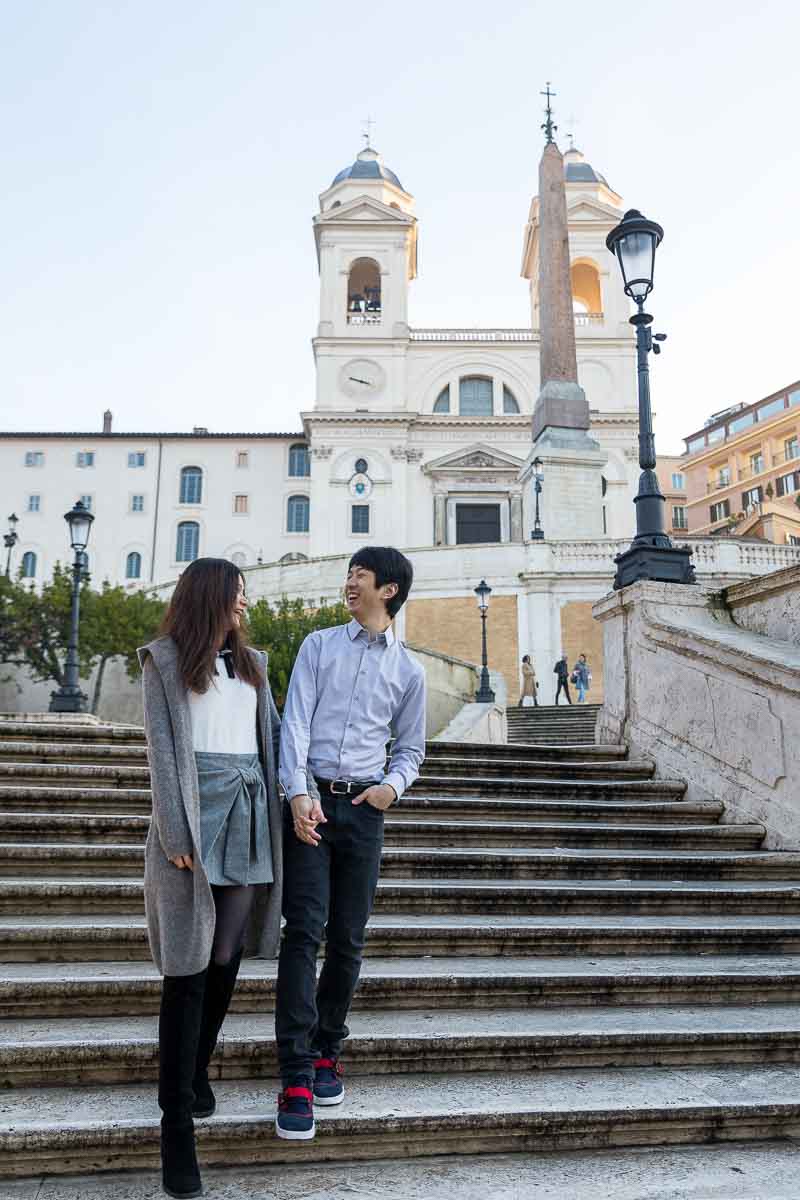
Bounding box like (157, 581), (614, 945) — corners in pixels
(2, 1), (798, 454)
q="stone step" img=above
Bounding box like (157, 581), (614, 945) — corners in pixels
(4, 954), (799, 1018)
(419, 757), (654, 780)
(1, 1065), (798, 1178)
(0, 722), (146, 744)
(0, 814), (741, 850)
(408, 777), (687, 800)
(4, 1004), (800, 1089)
(0, 764), (670, 801)
(13, 1141), (799, 1200)
(0, 798), (729, 842)
(0, 741), (640, 780)
(3, 873), (800, 920)
(426, 738), (626, 761)
(2, 910), (800, 963)
(0, 833), (779, 880)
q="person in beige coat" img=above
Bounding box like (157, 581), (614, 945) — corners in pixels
(139, 558), (282, 1199)
(518, 654), (538, 707)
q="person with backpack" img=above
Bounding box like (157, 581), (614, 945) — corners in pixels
(553, 653), (571, 705)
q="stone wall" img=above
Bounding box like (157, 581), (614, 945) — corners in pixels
(594, 577), (800, 849)
(404, 644), (479, 738)
(724, 563), (800, 644)
(405, 594), (520, 703)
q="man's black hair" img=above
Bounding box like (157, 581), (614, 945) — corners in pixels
(348, 546), (413, 619)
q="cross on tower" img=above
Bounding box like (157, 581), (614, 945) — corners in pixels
(565, 112), (580, 151)
(540, 83), (557, 144)
(362, 115), (375, 148)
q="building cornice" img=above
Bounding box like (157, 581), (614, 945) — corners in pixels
(0, 430), (304, 441)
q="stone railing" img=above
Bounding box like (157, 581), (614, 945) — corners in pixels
(573, 312), (604, 327)
(536, 537), (800, 579)
(594, 575), (800, 848)
(409, 328), (537, 343)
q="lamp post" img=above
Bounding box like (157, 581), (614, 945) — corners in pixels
(4, 514), (19, 577)
(473, 579), (496, 704)
(531, 457), (544, 540)
(49, 500), (95, 714)
(606, 209), (695, 589)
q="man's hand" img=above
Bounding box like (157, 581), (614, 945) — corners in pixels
(352, 783), (396, 812)
(169, 853), (194, 870)
(290, 792), (327, 845)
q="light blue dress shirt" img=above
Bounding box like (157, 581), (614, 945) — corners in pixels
(279, 620), (426, 801)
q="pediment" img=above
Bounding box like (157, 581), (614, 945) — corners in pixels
(567, 198), (624, 223)
(314, 195), (412, 226)
(423, 443), (525, 474)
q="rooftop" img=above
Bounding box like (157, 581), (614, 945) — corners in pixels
(331, 146), (403, 190)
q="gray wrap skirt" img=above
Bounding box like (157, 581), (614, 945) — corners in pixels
(195, 751), (273, 886)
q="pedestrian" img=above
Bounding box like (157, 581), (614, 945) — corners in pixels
(138, 558), (283, 1200)
(572, 653), (591, 704)
(553, 652), (572, 705)
(518, 654), (538, 707)
(275, 546), (426, 1141)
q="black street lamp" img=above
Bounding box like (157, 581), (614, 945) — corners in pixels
(473, 579), (496, 704)
(606, 209), (695, 589)
(49, 500), (95, 714)
(531, 457), (544, 540)
(4, 514), (19, 577)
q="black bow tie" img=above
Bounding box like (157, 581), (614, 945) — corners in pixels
(215, 649), (236, 680)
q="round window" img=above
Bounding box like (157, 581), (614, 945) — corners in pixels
(355, 458), (368, 475)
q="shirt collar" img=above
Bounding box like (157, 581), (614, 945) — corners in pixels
(347, 619), (395, 647)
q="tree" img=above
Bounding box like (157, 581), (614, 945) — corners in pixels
(0, 568), (165, 712)
(82, 583), (165, 712)
(247, 596), (350, 710)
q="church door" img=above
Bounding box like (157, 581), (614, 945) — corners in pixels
(456, 503), (502, 544)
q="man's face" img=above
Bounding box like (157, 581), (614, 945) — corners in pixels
(345, 563), (396, 621)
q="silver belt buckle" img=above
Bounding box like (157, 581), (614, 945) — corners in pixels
(330, 778), (352, 795)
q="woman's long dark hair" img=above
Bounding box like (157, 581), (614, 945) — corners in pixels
(159, 558), (264, 693)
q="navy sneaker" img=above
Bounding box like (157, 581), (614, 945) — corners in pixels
(275, 1077), (315, 1140)
(313, 1056), (345, 1106)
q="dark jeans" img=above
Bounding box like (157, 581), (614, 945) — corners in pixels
(275, 783), (384, 1083)
(555, 679), (572, 704)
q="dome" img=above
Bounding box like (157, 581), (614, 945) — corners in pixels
(563, 146), (610, 188)
(331, 146), (404, 190)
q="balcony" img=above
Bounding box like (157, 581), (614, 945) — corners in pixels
(410, 328), (537, 342)
(772, 444), (800, 469)
(573, 312), (604, 327)
(706, 475), (733, 494)
(347, 312), (382, 326)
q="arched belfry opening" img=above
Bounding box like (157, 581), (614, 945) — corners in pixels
(348, 257), (381, 324)
(571, 260), (602, 318)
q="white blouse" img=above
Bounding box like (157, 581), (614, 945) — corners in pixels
(188, 662), (258, 755)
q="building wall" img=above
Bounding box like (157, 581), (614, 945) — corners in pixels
(560, 600), (605, 700)
(405, 595), (520, 703)
(656, 454), (689, 536)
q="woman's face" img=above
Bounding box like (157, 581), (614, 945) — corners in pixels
(229, 575), (248, 630)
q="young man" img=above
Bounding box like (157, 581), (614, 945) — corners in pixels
(554, 652), (571, 705)
(274, 546), (426, 1140)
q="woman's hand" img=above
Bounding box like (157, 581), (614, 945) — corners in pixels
(290, 793), (326, 846)
(169, 853), (194, 870)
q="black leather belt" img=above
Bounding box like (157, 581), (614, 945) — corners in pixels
(314, 777), (377, 796)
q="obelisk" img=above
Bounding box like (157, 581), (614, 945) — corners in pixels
(519, 87), (606, 541)
(532, 137), (591, 440)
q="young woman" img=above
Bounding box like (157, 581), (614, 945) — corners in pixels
(572, 653), (591, 704)
(518, 654), (538, 707)
(138, 558), (282, 1199)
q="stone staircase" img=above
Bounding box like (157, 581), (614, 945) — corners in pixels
(1, 715), (800, 1186)
(506, 702), (600, 745)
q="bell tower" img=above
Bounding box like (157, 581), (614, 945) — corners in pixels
(312, 144), (417, 414)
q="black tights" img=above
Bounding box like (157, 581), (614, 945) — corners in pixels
(210, 884), (256, 966)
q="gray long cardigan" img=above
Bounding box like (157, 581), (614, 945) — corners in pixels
(137, 636), (283, 976)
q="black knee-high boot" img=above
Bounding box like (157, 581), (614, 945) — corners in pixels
(192, 949), (243, 1118)
(159, 968), (207, 1199)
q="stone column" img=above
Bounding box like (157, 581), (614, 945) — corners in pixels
(433, 493), (447, 545)
(510, 494), (523, 542)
